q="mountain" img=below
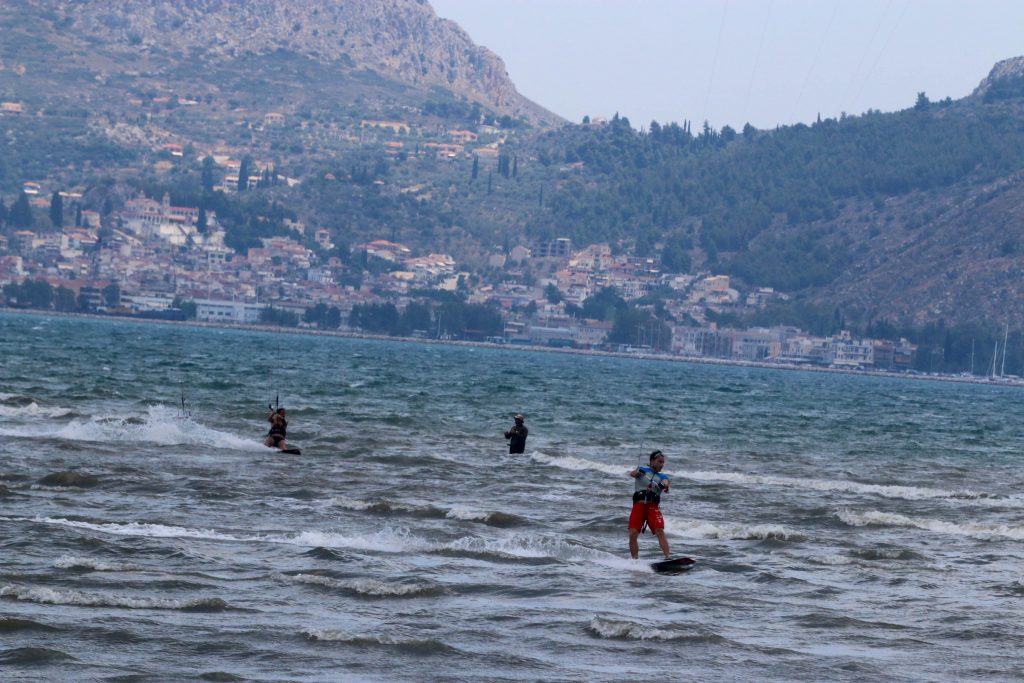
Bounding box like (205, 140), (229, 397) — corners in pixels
(0, 0), (560, 126)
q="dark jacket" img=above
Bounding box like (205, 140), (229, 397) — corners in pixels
(504, 423), (528, 454)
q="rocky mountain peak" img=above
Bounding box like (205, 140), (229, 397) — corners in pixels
(53, 0), (562, 126)
(972, 56), (1024, 96)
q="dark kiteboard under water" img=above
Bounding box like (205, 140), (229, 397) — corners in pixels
(278, 447), (301, 455)
(651, 556), (695, 573)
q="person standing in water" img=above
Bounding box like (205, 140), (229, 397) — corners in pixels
(265, 407), (289, 450)
(504, 414), (528, 454)
(628, 450), (671, 559)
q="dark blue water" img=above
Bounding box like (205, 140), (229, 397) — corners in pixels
(2, 313), (1024, 681)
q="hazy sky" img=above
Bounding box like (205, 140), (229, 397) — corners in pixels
(430, 0), (1024, 130)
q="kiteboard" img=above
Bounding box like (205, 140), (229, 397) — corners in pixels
(651, 557), (695, 573)
(279, 447), (302, 455)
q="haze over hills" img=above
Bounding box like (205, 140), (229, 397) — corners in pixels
(2, 0), (1024, 356)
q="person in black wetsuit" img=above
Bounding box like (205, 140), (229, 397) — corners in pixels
(264, 407), (289, 450)
(504, 414), (528, 454)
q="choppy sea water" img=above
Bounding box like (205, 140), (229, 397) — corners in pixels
(2, 313), (1024, 682)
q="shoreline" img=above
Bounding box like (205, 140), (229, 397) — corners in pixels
(3, 307), (1020, 388)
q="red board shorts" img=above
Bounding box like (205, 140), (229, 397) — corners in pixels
(628, 502), (664, 533)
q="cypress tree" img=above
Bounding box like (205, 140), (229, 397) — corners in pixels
(0, 196), (7, 224)
(512, 155), (518, 178)
(49, 191), (63, 228)
(237, 156), (251, 192)
(471, 155), (479, 180)
(10, 191), (32, 228)
(201, 155), (216, 192)
(487, 171), (492, 194)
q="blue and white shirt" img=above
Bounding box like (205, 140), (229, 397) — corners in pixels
(634, 466), (669, 504)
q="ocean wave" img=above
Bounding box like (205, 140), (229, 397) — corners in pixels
(587, 616), (725, 642)
(54, 555), (140, 572)
(0, 402), (77, 419)
(444, 505), (526, 527)
(331, 499), (526, 527)
(0, 585), (229, 611)
(303, 628), (456, 653)
(16, 516), (246, 542)
(287, 573), (444, 597)
(12, 515), (434, 554)
(0, 404), (260, 450)
(836, 509), (1024, 540)
(0, 616), (59, 632)
(0, 646), (76, 665)
(528, 451), (629, 477)
(683, 469), (994, 503)
(664, 516), (804, 541)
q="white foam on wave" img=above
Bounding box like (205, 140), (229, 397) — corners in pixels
(0, 585), (226, 611)
(288, 573), (440, 596)
(529, 451), (628, 477)
(15, 516), (246, 542)
(837, 509), (1024, 541)
(303, 628), (443, 648)
(0, 404), (259, 450)
(327, 498), (429, 514)
(53, 555), (140, 572)
(683, 469), (989, 503)
(0, 402), (76, 419)
(269, 528), (435, 553)
(14, 515), (432, 553)
(663, 515), (804, 541)
(587, 616), (693, 641)
(16, 515), (640, 569)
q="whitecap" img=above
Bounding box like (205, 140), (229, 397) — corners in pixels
(0, 404), (260, 450)
(0, 402), (76, 419)
(663, 516), (804, 541)
(0, 585), (227, 611)
(53, 555), (139, 572)
(587, 616), (703, 641)
(528, 451), (628, 477)
(836, 509), (1024, 541)
(288, 573), (441, 596)
(683, 469), (991, 503)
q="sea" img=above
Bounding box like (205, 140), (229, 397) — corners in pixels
(2, 313), (1024, 682)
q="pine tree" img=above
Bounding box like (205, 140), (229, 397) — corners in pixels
(49, 191), (63, 228)
(10, 191), (32, 228)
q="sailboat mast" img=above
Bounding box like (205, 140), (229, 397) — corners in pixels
(1001, 323), (1009, 377)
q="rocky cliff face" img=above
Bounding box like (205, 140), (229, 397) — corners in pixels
(51, 0), (561, 126)
(972, 56), (1024, 96)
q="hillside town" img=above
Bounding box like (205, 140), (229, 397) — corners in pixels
(0, 186), (920, 372)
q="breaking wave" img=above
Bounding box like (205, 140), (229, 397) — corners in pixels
(587, 616), (726, 643)
(303, 628), (457, 654)
(683, 469), (999, 504)
(287, 573), (444, 597)
(54, 555), (141, 572)
(664, 516), (804, 541)
(836, 509), (1024, 540)
(0, 585), (229, 611)
(0, 404), (259, 450)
